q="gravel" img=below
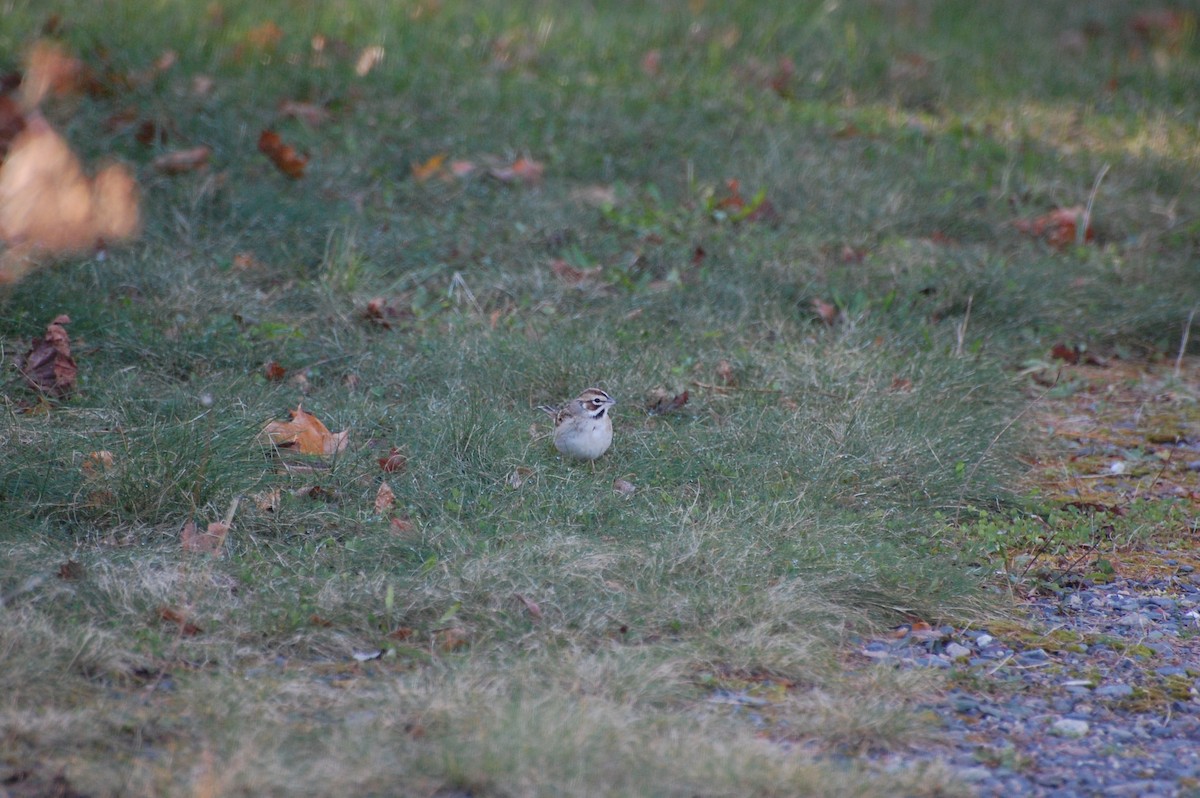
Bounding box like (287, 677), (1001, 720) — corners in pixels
(854, 558), (1200, 796)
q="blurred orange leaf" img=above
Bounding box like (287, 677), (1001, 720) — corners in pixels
(158, 606), (203, 636)
(411, 153), (446, 182)
(489, 155), (543, 185)
(260, 404), (349, 456)
(1013, 206), (1094, 249)
(647, 389), (688, 415)
(258, 129), (307, 178)
(0, 117), (139, 272)
(181, 519), (230, 555)
(278, 99), (330, 126)
(264, 361), (287, 381)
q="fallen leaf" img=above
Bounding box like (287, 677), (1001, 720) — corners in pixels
(16, 314), (77, 398)
(388, 626), (415, 641)
(436, 627), (469, 651)
(0, 117), (139, 267)
(1051, 343), (1081, 365)
(233, 252), (265, 271)
(715, 359), (737, 387)
(390, 516), (416, 535)
(375, 482), (396, 514)
(411, 153), (446, 182)
(57, 560), (84, 580)
(448, 159), (476, 178)
(257, 129), (308, 178)
(377, 447), (407, 473)
(640, 49), (662, 76)
(20, 40), (83, 108)
(489, 155), (543, 185)
(613, 478), (637, 496)
(1013, 206), (1093, 249)
(647, 389), (689, 415)
(153, 146), (211, 175)
(308, 614), (334, 627)
(514, 593), (543, 619)
(181, 519), (230, 554)
(889, 377), (914, 393)
(363, 297), (411, 328)
(158, 606), (203, 636)
(264, 361), (287, 381)
(260, 404), (349, 456)
(253, 488), (281, 512)
(507, 466), (534, 489)
(812, 298), (839, 326)
(81, 450), (115, 477)
(355, 45), (385, 76)
(278, 99), (330, 126)
(549, 258), (602, 285)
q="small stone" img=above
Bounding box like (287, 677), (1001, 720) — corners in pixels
(1155, 666), (1188, 677)
(945, 642), (972, 660)
(1094, 683), (1134, 698)
(1017, 648), (1049, 664)
(975, 634), (994, 647)
(1051, 718), (1089, 737)
(1114, 612), (1153, 628)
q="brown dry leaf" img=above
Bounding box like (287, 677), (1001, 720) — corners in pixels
(613, 478), (637, 496)
(889, 377), (914, 393)
(388, 626), (416, 641)
(158, 606), (203, 636)
(647, 389), (689, 416)
(489, 155), (543, 185)
(549, 258), (602, 285)
(253, 488), (281, 512)
(153, 146), (211, 175)
(245, 21), (284, 52)
(715, 359), (737, 387)
(507, 466), (534, 489)
(81, 450), (115, 478)
(21, 40), (83, 108)
(260, 404), (349, 456)
(308, 614), (334, 627)
(232, 252), (265, 271)
(411, 153), (447, 182)
(264, 361), (287, 381)
(363, 296), (411, 328)
(377, 447), (407, 473)
(1013, 206), (1094, 249)
(436, 627), (469, 651)
(0, 117), (139, 266)
(1051, 343), (1081, 365)
(390, 516), (416, 536)
(257, 129), (308, 179)
(57, 559), (85, 580)
(448, 160), (476, 178)
(514, 593), (543, 620)
(355, 45), (385, 76)
(16, 314), (77, 398)
(181, 519), (230, 555)
(374, 482), (396, 514)
(812, 298), (839, 326)
(278, 99), (330, 126)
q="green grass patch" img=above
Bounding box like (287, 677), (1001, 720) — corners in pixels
(2, 0), (1199, 794)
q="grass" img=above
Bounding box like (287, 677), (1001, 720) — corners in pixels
(2, 0), (1199, 794)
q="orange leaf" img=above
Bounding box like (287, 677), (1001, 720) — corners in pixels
(374, 482), (396, 514)
(263, 361), (287, 381)
(260, 404), (349, 456)
(158, 606), (203, 636)
(390, 516), (416, 535)
(489, 155), (543, 185)
(1014, 206), (1093, 249)
(257, 129), (308, 179)
(411, 153), (447, 182)
(377, 447), (408, 473)
(278, 99), (330, 126)
(81, 450), (115, 478)
(181, 519), (230, 554)
(153, 146), (211, 175)
(812, 298), (839, 326)
(549, 258), (601, 285)
(647, 389), (689, 416)
(0, 117), (139, 263)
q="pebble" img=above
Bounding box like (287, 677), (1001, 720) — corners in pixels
(849, 571), (1200, 795)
